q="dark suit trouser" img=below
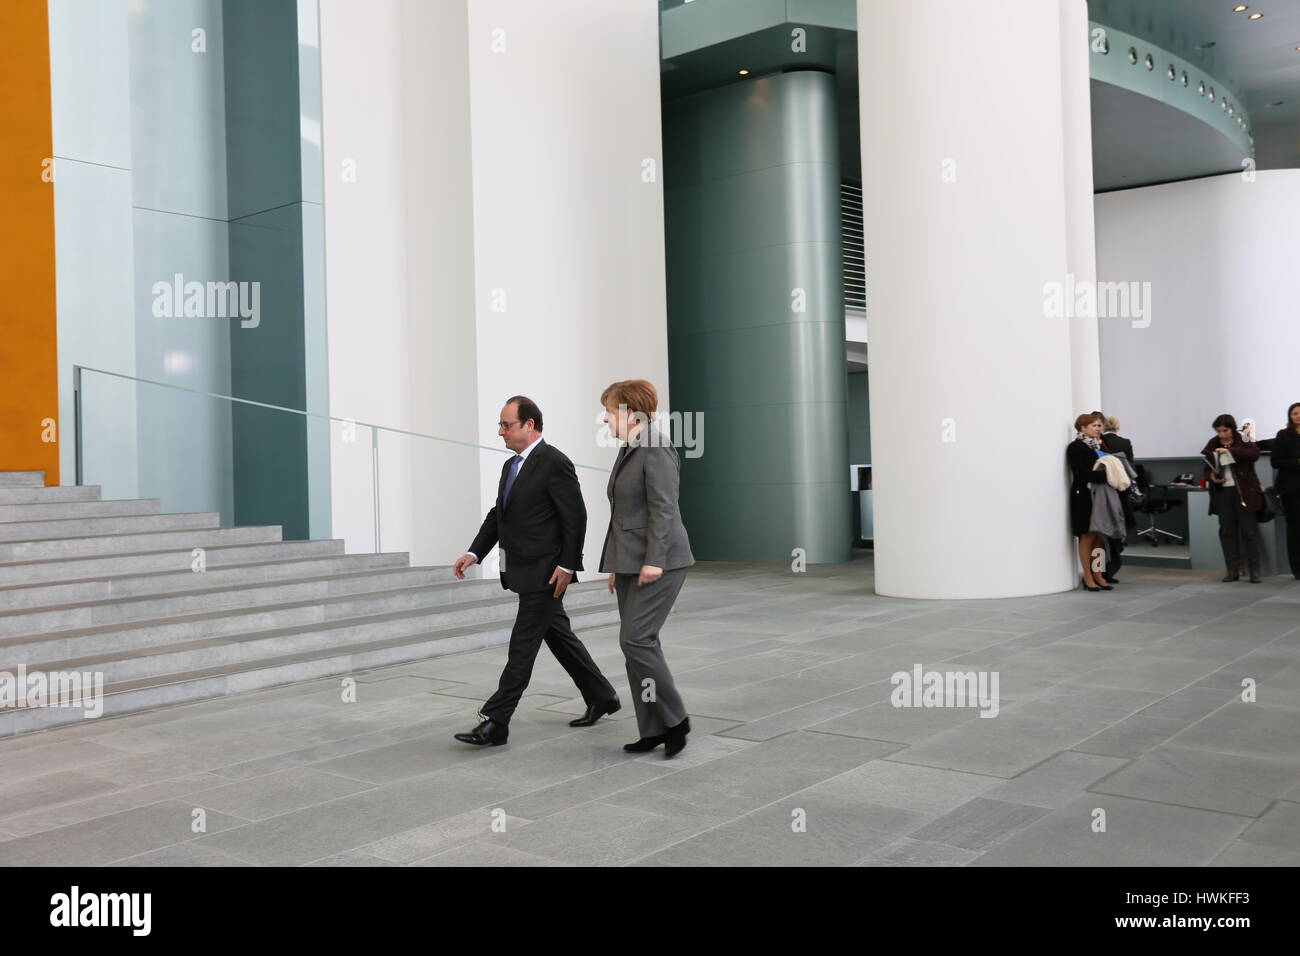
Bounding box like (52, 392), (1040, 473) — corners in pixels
(1282, 490), (1300, 577)
(481, 588), (615, 725)
(614, 567), (688, 738)
(1214, 487), (1263, 574)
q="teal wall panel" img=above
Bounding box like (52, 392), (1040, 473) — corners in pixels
(223, 0), (327, 541)
(847, 370), (870, 465)
(664, 69), (850, 563)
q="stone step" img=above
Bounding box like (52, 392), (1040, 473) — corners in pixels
(0, 525), (282, 564)
(0, 551), (412, 612)
(0, 472), (45, 488)
(2, 581), (612, 671)
(0, 604), (622, 736)
(0, 498), (160, 523)
(0, 511), (220, 543)
(0, 538), (345, 588)
(0, 564), (496, 637)
(0, 485), (102, 505)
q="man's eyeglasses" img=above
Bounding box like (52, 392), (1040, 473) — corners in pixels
(497, 420), (524, 430)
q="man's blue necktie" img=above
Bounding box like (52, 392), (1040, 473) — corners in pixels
(502, 455), (523, 504)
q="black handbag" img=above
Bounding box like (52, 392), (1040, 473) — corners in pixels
(1258, 487), (1283, 523)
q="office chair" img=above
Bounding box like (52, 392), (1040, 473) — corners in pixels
(1133, 471), (1184, 546)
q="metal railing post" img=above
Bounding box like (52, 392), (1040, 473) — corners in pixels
(371, 425), (381, 554)
(73, 364), (83, 486)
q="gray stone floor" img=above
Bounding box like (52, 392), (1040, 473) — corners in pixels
(2, 554), (1298, 866)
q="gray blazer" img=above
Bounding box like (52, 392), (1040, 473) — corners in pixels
(599, 427), (694, 574)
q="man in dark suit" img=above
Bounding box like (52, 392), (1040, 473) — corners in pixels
(450, 396), (619, 746)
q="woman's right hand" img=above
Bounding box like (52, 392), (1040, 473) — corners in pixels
(607, 573), (616, 593)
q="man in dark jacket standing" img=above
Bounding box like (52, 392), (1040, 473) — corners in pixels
(451, 396), (619, 746)
(1099, 414), (1137, 583)
(1271, 403), (1300, 579)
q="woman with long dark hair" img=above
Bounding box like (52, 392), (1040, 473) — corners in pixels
(1273, 402), (1300, 580)
(1202, 414), (1265, 582)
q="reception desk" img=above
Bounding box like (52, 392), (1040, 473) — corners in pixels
(1184, 487), (1289, 575)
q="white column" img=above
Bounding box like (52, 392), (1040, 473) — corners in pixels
(319, 0), (480, 563)
(319, 0), (668, 572)
(858, 0), (1079, 598)
(465, 0), (670, 571)
(1061, 0), (1101, 413)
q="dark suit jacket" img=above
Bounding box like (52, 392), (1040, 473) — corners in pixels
(468, 439), (586, 593)
(1272, 428), (1300, 495)
(599, 427), (694, 574)
(1102, 432), (1134, 462)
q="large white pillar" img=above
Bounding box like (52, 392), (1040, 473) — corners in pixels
(858, 0), (1080, 598)
(465, 0), (670, 570)
(318, 0), (667, 571)
(1060, 0), (1101, 413)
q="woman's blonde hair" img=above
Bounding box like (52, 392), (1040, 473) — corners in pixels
(1104, 416), (1120, 433)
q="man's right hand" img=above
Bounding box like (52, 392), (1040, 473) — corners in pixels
(453, 553), (477, 579)
(607, 573), (616, 594)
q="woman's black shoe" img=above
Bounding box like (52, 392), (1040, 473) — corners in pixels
(1222, 572), (1240, 582)
(664, 717), (690, 758)
(1081, 578), (1100, 592)
(623, 735), (665, 753)
(1249, 573), (1262, 583)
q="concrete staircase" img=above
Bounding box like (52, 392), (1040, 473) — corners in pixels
(0, 471), (618, 737)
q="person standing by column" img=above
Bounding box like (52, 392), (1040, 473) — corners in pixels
(599, 380), (694, 758)
(1068, 413), (1112, 591)
(1100, 414), (1137, 584)
(1202, 414), (1265, 583)
(1273, 402), (1300, 580)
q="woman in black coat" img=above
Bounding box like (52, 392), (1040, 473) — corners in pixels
(1273, 402), (1300, 579)
(1202, 414), (1265, 582)
(1067, 412), (1111, 591)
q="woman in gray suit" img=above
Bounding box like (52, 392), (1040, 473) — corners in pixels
(599, 379), (694, 757)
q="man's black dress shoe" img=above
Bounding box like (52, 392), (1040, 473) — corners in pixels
(664, 717), (690, 758)
(569, 697), (621, 727)
(1222, 572), (1240, 582)
(1249, 573), (1262, 583)
(623, 735), (666, 752)
(454, 718), (508, 746)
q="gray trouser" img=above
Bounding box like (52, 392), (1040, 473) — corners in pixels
(614, 567), (688, 738)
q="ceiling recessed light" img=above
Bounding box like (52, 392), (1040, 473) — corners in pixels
(738, 69), (749, 75)
(1232, 4), (1248, 12)
(1248, 12), (1263, 19)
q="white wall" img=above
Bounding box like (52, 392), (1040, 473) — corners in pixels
(1096, 169), (1300, 458)
(319, 0), (669, 573)
(465, 0), (670, 575)
(319, 0), (482, 564)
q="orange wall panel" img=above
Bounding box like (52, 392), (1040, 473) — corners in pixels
(0, 0), (60, 485)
